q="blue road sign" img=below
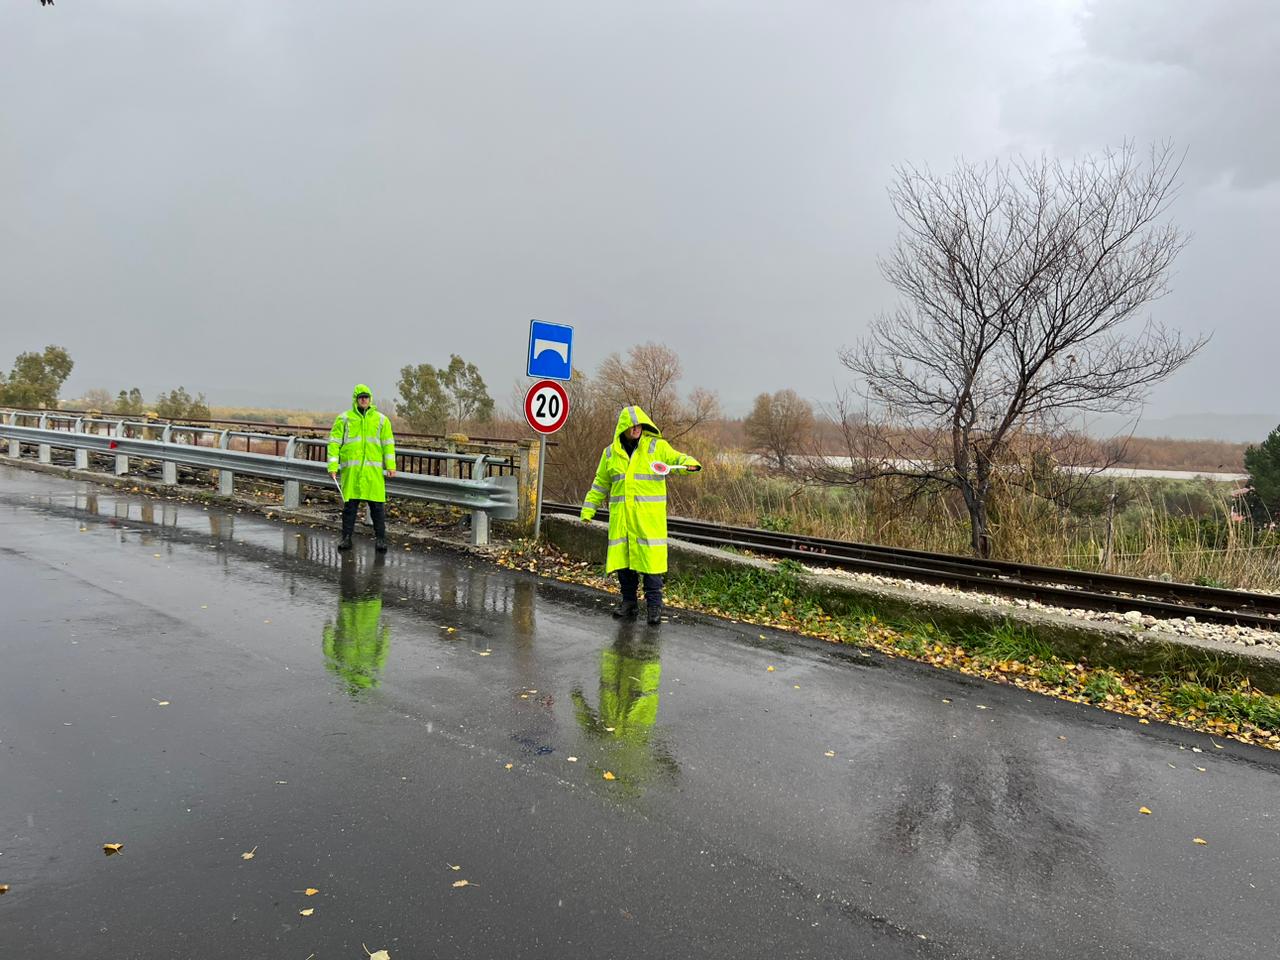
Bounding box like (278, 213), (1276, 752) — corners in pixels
(527, 320), (573, 381)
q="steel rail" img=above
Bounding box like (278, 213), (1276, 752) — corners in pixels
(542, 501), (1280, 630)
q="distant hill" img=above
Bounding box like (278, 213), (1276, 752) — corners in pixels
(1088, 413), (1278, 444)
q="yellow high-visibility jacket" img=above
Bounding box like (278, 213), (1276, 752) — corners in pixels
(327, 383), (396, 503)
(580, 406), (700, 574)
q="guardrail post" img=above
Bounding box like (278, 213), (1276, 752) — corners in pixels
(37, 413), (52, 463)
(471, 508), (490, 546)
(514, 439), (539, 535)
(469, 454), (490, 546)
(7, 411), (21, 459)
(160, 424), (178, 486)
(217, 430), (234, 496)
(114, 420), (129, 476)
(282, 437), (301, 509)
(444, 437), (459, 478)
(73, 418), (89, 469)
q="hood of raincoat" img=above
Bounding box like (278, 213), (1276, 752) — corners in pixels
(614, 405), (660, 446)
(351, 383), (378, 413)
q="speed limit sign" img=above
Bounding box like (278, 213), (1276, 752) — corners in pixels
(524, 379), (570, 434)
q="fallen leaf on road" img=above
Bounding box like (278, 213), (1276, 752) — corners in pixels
(153, 554), (161, 559)
(103, 843), (124, 856)
(1193, 838), (1208, 845)
(1192, 747), (1202, 753)
(305, 888), (319, 896)
(0, 884), (9, 894)
(942, 698), (952, 704)
(241, 846), (258, 861)
(794, 685), (800, 689)
(976, 705), (988, 710)
(446, 627), (456, 633)
(504, 763), (513, 770)
(766, 666), (775, 672)
(363, 945), (391, 960)
(153, 699), (170, 707)
(604, 726), (615, 732)
(602, 771), (616, 781)
(1196, 766), (1206, 772)
(477, 651), (492, 657)
(452, 879), (474, 888)
(1138, 719), (1150, 725)
(1212, 740), (1224, 749)
(446, 863), (461, 871)
(299, 908), (314, 917)
(824, 751), (836, 758)
(567, 756), (578, 762)
(1139, 807), (1152, 815)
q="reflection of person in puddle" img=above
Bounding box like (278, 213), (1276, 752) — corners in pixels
(571, 621), (677, 793)
(323, 554), (391, 695)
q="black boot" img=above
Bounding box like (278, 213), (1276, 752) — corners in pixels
(337, 534), (353, 551)
(375, 538), (388, 553)
(612, 599), (638, 619)
(646, 602), (663, 626)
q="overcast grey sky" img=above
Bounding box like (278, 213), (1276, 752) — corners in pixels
(2, 1), (1277, 424)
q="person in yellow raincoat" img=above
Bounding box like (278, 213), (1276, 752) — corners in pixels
(327, 384), (396, 552)
(323, 554), (391, 696)
(579, 405), (701, 625)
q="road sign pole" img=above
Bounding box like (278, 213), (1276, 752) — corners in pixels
(534, 433), (548, 541)
(524, 378), (570, 538)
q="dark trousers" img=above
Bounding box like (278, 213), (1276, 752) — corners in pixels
(618, 569), (664, 607)
(342, 499), (386, 540)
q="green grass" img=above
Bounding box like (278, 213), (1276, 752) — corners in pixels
(1167, 683), (1280, 729)
(1082, 669), (1124, 703)
(1037, 662), (1071, 687)
(965, 622), (1055, 664)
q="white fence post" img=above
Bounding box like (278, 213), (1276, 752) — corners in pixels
(7, 411), (21, 459)
(161, 424), (178, 486)
(73, 418), (89, 469)
(38, 413), (52, 463)
(217, 430), (234, 496)
(114, 420), (129, 476)
(282, 437), (301, 509)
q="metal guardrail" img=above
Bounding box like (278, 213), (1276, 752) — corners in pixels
(1, 410), (518, 545)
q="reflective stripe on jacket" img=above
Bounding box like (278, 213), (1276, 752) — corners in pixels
(579, 405), (700, 574)
(327, 383), (396, 503)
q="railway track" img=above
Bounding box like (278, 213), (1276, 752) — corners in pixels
(543, 502), (1280, 631)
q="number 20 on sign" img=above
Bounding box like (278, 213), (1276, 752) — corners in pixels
(524, 379), (570, 435)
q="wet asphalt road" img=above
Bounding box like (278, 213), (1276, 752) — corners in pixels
(1, 467), (1278, 960)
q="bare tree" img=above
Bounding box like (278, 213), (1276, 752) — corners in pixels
(596, 342), (719, 440)
(744, 389), (814, 470)
(838, 144), (1206, 557)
